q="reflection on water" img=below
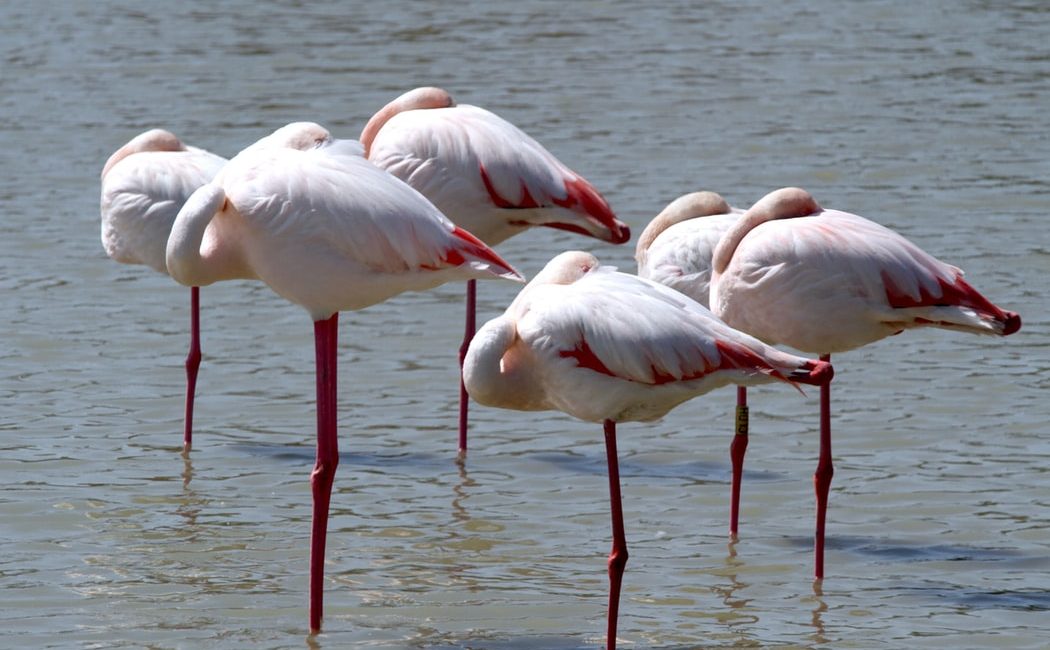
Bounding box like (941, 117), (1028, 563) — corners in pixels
(2, 0), (1048, 647)
(807, 581), (829, 647)
(714, 542), (754, 619)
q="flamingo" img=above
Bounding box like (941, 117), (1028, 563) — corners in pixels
(635, 190), (759, 538)
(164, 121), (523, 633)
(100, 129), (227, 450)
(463, 251), (833, 650)
(361, 87), (630, 453)
(636, 190), (764, 538)
(707, 186), (1021, 580)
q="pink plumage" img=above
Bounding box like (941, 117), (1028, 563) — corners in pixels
(362, 87), (629, 246)
(636, 190), (742, 308)
(465, 251), (830, 422)
(361, 87), (630, 452)
(710, 187), (1020, 352)
(165, 121), (523, 633)
(464, 250), (831, 649)
(702, 186), (1021, 580)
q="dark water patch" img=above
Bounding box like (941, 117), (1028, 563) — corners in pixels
(421, 637), (715, 650)
(416, 635), (590, 650)
(230, 443), (457, 471)
(531, 450), (751, 484)
(783, 534), (1024, 563)
(898, 581), (1050, 611)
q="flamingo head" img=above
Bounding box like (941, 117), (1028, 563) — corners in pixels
(361, 86), (456, 157)
(101, 128), (185, 179)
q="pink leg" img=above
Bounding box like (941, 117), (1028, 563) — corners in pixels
(458, 279), (477, 454)
(729, 386), (749, 539)
(183, 286), (201, 451)
(813, 353), (833, 581)
(604, 419), (629, 650)
(310, 313), (340, 633)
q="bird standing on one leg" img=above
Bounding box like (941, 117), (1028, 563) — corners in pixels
(165, 121), (523, 633)
(635, 191), (753, 537)
(707, 186), (1021, 580)
(100, 129), (227, 450)
(362, 87), (630, 454)
(464, 250), (832, 649)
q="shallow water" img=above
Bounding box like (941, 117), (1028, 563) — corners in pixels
(1, 1), (1048, 648)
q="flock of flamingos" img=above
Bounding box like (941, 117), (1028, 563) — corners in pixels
(100, 86), (1021, 647)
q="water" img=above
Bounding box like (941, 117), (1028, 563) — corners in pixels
(1, 1), (1048, 647)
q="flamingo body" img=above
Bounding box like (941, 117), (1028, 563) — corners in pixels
(363, 88), (629, 246)
(466, 251), (830, 423)
(362, 87), (629, 452)
(167, 123), (521, 319)
(101, 129), (227, 449)
(710, 190), (1021, 353)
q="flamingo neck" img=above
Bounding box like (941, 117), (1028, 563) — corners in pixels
(166, 183), (253, 287)
(101, 129), (185, 179)
(709, 188), (820, 314)
(462, 316), (543, 411)
(635, 191), (732, 263)
(360, 86), (455, 158)
(711, 187), (821, 276)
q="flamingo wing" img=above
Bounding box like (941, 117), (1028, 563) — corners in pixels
(208, 142), (520, 318)
(715, 209), (1018, 352)
(224, 145), (506, 273)
(518, 267), (804, 387)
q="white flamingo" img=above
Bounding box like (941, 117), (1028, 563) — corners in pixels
(100, 129), (227, 449)
(635, 190), (754, 536)
(164, 121), (523, 632)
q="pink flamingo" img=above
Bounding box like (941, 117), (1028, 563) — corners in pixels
(100, 129), (227, 450)
(707, 187), (1021, 580)
(361, 87), (630, 453)
(463, 250), (832, 650)
(635, 191), (755, 537)
(164, 122), (523, 633)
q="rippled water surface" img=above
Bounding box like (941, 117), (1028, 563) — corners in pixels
(2, 1), (1048, 648)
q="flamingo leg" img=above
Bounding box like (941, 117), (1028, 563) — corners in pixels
(813, 353), (833, 581)
(457, 279), (477, 454)
(310, 312), (340, 633)
(729, 385), (749, 539)
(604, 419), (629, 650)
(183, 286), (202, 451)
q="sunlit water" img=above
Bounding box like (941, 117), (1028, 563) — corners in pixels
(1, 1), (1048, 648)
